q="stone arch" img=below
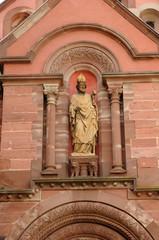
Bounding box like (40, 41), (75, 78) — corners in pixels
(3, 7), (34, 37)
(5, 191), (156, 240)
(135, 3), (159, 32)
(29, 23), (141, 60)
(44, 41), (121, 74)
(139, 8), (159, 31)
(137, 3), (159, 13)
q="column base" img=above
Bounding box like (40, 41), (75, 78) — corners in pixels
(110, 166), (126, 174)
(41, 168), (58, 176)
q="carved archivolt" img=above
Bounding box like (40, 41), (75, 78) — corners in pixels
(18, 201), (152, 240)
(48, 45), (119, 74)
(46, 223), (126, 240)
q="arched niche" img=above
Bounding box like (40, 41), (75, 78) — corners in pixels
(133, 3), (159, 32)
(43, 42), (120, 177)
(139, 8), (159, 31)
(3, 7), (33, 37)
(5, 191), (155, 240)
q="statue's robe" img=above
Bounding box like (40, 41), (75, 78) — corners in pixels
(69, 93), (98, 154)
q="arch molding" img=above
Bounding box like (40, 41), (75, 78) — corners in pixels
(9, 201), (153, 240)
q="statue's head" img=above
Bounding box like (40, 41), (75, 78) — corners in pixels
(76, 73), (87, 93)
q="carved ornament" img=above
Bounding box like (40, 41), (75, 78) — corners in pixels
(43, 83), (59, 104)
(107, 87), (123, 105)
(50, 47), (116, 74)
(18, 201), (152, 240)
(70, 156), (98, 177)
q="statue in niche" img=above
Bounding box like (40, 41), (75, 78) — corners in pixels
(69, 73), (98, 156)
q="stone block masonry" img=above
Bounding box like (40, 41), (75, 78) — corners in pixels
(129, 83), (159, 186)
(0, 85), (42, 171)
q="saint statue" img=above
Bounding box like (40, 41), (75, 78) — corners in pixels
(69, 73), (98, 156)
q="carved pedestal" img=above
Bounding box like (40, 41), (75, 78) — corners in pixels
(69, 155), (98, 177)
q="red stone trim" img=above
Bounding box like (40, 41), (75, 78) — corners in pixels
(0, 188), (40, 202)
(103, 72), (159, 84)
(23, 23), (159, 59)
(1, 177), (159, 201)
(1, 74), (63, 85)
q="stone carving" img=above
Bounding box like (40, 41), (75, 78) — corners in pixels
(89, 161), (98, 177)
(46, 223), (126, 240)
(70, 156), (98, 177)
(43, 83), (59, 105)
(50, 47), (116, 73)
(70, 161), (80, 177)
(17, 201), (153, 240)
(69, 73), (98, 155)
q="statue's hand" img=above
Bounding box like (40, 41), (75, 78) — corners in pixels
(92, 90), (96, 95)
(75, 106), (80, 112)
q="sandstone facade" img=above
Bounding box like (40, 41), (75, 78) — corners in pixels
(0, 0), (159, 239)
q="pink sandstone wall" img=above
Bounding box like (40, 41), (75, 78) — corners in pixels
(4, 30), (159, 75)
(137, 199), (159, 227)
(0, 85), (43, 189)
(0, 201), (37, 237)
(128, 83), (159, 186)
(1, 0), (159, 239)
(3, 0), (159, 75)
(6, 0), (158, 55)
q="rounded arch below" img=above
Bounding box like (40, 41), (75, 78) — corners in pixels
(5, 191), (156, 240)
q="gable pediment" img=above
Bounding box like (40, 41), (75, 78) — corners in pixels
(0, 0), (159, 75)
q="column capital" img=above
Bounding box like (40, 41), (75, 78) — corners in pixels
(107, 87), (123, 96)
(43, 83), (59, 105)
(106, 81), (123, 97)
(107, 87), (123, 105)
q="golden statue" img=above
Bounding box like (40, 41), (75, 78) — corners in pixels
(69, 73), (98, 156)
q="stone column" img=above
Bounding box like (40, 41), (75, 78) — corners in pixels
(108, 87), (126, 173)
(43, 83), (59, 174)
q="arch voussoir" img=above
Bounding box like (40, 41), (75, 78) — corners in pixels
(16, 201), (152, 240)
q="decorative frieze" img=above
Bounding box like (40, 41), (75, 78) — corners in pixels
(1, 178), (159, 201)
(0, 189), (40, 202)
(128, 188), (159, 200)
(50, 47), (116, 74)
(34, 177), (135, 190)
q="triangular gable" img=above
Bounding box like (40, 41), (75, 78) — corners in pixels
(0, 0), (159, 58)
(0, 0), (159, 76)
